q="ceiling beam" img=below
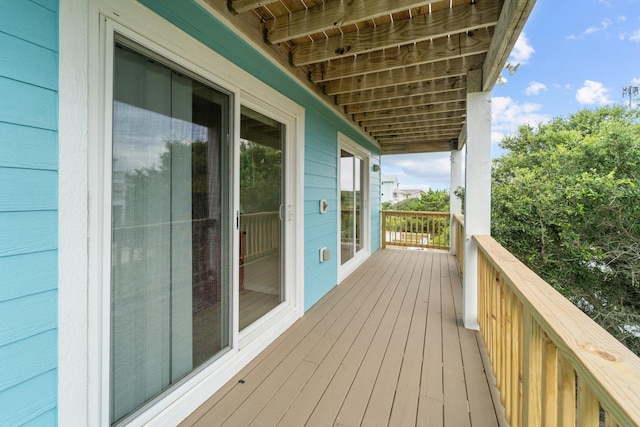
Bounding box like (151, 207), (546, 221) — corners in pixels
(344, 89), (466, 114)
(372, 128), (462, 139)
(365, 121), (464, 134)
(483, 0), (537, 90)
(352, 101), (466, 121)
(227, 0), (279, 14)
(311, 28), (493, 82)
(266, 0), (440, 44)
(325, 53), (485, 95)
(376, 129), (460, 141)
(291, 0), (502, 66)
(358, 109), (467, 126)
(367, 122), (463, 135)
(336, 77), (466, 105)
(380, 140), (454, 154)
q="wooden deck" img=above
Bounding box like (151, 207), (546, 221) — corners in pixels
(181, 249), (503, 426)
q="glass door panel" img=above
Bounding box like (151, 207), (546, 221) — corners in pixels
(239, 106), (284, 330)
(111, 42), (230, 423)
(340, 150), (364, 265)
(340, 151), (355, 264)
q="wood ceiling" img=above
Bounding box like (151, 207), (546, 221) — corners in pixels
(201, 0), (535, 154)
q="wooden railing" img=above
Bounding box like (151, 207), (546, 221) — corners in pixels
(381, 210), (450, 250)
(452, 213), (464, 277)
(240, 211), (279, 262)
(474, 234), (640, 427)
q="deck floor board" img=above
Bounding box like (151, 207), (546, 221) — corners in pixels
(182, 249), (500, 427)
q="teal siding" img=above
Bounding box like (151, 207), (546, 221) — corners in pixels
(0, 0), (59, 425)
(140, 1), (381, 311)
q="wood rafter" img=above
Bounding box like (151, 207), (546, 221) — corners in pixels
(380, 140), (455, 154)
(266, 0), (441, 44)
(358, 110), (466, 126)
(373, 131), (462, 141)
(483, 0), (537, 90)
(368, 123), (463, 136)
(290, 0), (501, 66)
(363, 114), (466, 130)
(352, 101), (466, 122)
(344, 89), (466, 114)
(336, 78), (466, 106)
(215, 0), (536, 155)
(325, 53), (486, 95)
(228, 0), (280, 14)
(311, 28), (493, 83)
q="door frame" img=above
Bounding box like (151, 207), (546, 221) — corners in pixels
(337, 132), (371, 283)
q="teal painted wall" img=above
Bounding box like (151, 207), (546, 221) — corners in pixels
(140, 1), (381, 311)
(0, 0), (59, 425)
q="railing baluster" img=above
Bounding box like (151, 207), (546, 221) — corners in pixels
(557, 353), (576, 426)
(381, 211), (451, 251)
(522, 310), (543, 426)
(504, 285), (512, 421)
(577, 376), (600, 427)
(542, 333), (559, 425)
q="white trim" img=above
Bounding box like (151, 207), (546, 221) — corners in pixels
(58, 0), (90, 425)
(59, 0), (305, 424)
(237, 92), (304, 348)
(337, 132), (371, 283)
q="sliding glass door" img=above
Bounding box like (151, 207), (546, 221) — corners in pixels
(108, 37), (300, 424)
(339, 135), (370, 279)
(110, 42), (230, 423)
(239, 106), (285, 331)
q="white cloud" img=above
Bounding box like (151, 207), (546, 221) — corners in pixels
(491, 96), (549, 145)
(509, 32), (534, 64)
(630, 29), (640, 42)
(585, 19), (612, 34)
(576, 80), (613, 105)
(382, 152), (452, 190)
(525, 81), (548, 96)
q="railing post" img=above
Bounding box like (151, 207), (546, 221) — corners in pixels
(381, 211), (386, 248)
(463, 79), (491, 330)
(449, 148), (462, 254)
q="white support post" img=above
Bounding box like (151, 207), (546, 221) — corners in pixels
(463, 90), (492, 330)
(449, 148), (462, 254)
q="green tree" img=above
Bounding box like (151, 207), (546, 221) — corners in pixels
(391, 189), (450, 211)
(491, 106), (640, 354)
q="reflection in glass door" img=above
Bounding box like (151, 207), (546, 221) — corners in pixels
(340, 150), (364, 265)
(239, 106), (284, 330)
(110, 42), (230, 423)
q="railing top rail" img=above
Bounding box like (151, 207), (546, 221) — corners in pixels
(452, 212), (464, 225)
(382, 210), (449, 216)
(473, 234), (640, 424)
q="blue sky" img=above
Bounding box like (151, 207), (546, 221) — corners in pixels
(382, 0), (640, 191)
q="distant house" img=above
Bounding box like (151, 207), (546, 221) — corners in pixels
(395, 188), (426, 202)
(381, 175), (399, 203)
(381, 175), (427, 204)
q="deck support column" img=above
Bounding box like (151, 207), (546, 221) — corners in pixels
(449, 148), (462, 254)
(463, 70), (492, 330)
